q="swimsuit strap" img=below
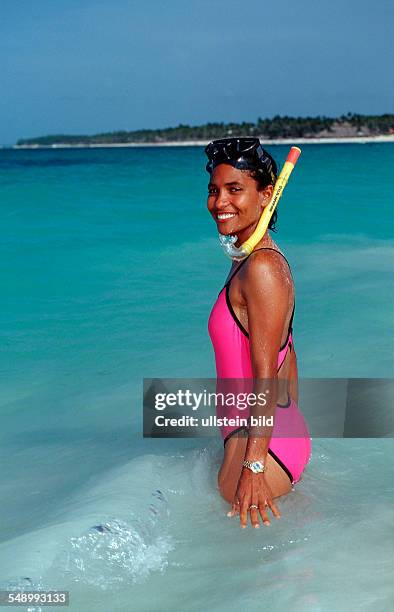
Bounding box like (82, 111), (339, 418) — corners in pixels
(223, 247), (293, 291)
(223, 255), (251, 289)
(223, 247), (296, 353)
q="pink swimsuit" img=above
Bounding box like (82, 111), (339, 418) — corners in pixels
(208, 248), (311, 484)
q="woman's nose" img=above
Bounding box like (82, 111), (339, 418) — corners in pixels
(215, 191), (230, 208)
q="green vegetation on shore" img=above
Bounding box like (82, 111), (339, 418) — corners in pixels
(17, 113), (394, 146)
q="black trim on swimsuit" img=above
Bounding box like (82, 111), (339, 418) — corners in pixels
(225, 283), (249, 337)
(223, 427), (294, 484)
(267, 448), (294, 484)
(223, 247), (295, 352)
(218, 253), (250, 297)
(277, 393), (292, 408)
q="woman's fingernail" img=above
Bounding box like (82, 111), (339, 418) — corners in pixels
(254, 524), (259, 529)
(264, 521), (270, 526)
(227, 512), (232, 517)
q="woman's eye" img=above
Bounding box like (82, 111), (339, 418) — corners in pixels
(207, 187), (241, 195)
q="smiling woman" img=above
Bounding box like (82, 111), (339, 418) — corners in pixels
(206, 137), (279, 235)
(205, 138), (312, 529)
(207, 166), (275, 238)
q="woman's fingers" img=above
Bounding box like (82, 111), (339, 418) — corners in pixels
(229, 499), (280, 527)
(268, 499), (281, 519)
(226, 499), (240, 517)
(239, 502), (249, 528)
(258, 504), (271, 526)
(249, 506), (260, 529)
(229, 473), (282, 528)
(258, 498), (280, 525)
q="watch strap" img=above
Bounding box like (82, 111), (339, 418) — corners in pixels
(243, 459), (266, 473)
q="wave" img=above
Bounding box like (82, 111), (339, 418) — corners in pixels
(0, 445), (220, 601)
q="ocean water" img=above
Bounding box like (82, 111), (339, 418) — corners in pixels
(0, 144), (393, 611)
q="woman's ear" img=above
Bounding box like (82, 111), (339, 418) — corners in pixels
(259, 184), (273, 208)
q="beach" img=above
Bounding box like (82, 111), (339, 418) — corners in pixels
(10, 134), (394, 149)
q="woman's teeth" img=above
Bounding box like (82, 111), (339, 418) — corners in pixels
(217, 213), (236, 220)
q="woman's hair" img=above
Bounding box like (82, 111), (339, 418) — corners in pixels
(245, 151), (278, 231)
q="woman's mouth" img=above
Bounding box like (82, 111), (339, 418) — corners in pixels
(216, 212), (237, 222)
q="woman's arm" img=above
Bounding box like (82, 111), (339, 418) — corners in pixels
(233, 250), (292, 527)
(243, 250), (291, 459)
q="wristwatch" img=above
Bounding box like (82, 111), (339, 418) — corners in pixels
(242, 459), (266, 474)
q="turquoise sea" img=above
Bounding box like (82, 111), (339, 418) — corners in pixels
(0, 144), (393, 611)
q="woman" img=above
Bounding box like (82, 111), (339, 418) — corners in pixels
(206, 138), (311, 529)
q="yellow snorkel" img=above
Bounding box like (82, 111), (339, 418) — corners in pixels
(218, 146), (301, 261)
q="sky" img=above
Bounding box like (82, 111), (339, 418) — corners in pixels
(0, 0), (392, 144)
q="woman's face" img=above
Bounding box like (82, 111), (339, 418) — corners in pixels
(207, 163), (273, 243)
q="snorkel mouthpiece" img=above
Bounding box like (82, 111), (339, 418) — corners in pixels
(218, 146), (301, 261)
(218, 234), (252, 261)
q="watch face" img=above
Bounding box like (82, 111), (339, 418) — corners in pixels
(252, 461), (264, 473)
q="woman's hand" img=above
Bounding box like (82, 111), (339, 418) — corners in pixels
(228, 468), (281, 528)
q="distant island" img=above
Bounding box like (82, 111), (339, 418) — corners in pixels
(15, 113), (394, 148)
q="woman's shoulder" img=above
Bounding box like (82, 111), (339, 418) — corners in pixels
(246, 246), (291, 275)
(241, 247), (293, 295)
